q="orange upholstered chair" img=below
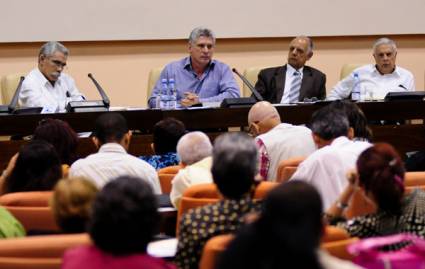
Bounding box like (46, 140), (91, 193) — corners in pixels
(158, 173), (175, 194)
(321, 237), (359, 261)
(199, 234), (234, 269)
(0, 233), (90, 269)
(405, 172), (425, 187)
(158, 165), (183, 174)
(0, 191), (59, 232)
(276, 156), (305, 183)
(322, 226), (350, 243)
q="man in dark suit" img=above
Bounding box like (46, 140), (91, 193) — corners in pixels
(255, 36), (326, 103)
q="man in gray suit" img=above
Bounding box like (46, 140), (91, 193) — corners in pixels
(255, 36), (326, 103)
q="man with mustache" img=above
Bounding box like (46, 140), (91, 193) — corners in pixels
(328, 37), (415, 100)
(255, 36), (326, 103)
(148, 27), (240, 108)
(19, 41), (85, 112)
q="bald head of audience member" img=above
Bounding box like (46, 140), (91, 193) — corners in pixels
(176, 131), (212, 166)
(248, 101), (281, 136)
(309, 104), (352, 148)
(92, 113), (131, 151)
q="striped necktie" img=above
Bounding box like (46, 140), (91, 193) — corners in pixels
(288, 71), (301, 103)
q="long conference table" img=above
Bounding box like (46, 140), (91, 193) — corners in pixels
(1, 100), (425, 169)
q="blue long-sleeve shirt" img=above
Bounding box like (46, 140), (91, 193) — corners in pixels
(148, 57), (240, 108)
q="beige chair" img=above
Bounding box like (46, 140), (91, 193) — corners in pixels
(242, 66), (269, 97)
(339, 64), (364, 80)
(1, 73), (26, 105)
(146, 67), (163, 105)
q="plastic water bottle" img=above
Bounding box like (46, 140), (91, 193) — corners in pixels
(168, 78), (177, 110)
(351, 72), (361, 101)
(160, 78), (169, 109)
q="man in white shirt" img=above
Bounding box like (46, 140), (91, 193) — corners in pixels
(70, 113), (161, 194)
(290, 105), (371, 210)
(170, 131), (213, 208)
(19, 41), (85, 112)
(328, 37), (415, 100)
(248, 101), (316, 181)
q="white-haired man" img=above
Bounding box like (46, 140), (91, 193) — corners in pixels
(19, 41), (85, 112)
(170, 131), (213, 208)
(328, 37), (415, 100)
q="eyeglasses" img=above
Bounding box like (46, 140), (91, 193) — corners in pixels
(49, 58), (67, 68)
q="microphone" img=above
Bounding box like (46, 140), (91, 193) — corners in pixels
(8, 76), (25, 112)
(399, 84), (407, 90)
(232, 68), (263, 101)
(88, 73), (110, 107)
(66, 73), (110, 112)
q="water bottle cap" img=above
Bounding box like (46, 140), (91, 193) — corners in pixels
(161, 78), (167, 83)
(169, 78), (175, 83)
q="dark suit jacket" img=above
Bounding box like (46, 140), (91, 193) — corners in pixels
(254, 64), (326, 103)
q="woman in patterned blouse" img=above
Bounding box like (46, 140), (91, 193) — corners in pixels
(326, 143), (425, 238)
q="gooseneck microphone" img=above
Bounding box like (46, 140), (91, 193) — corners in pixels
(8, 76), (25, 112)
(232, 68), (263, 101)
(88, 73), (110, 107)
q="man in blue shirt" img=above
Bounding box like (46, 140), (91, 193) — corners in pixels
(148, 27), (240, 108)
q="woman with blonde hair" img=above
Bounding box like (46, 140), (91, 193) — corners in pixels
(51, 177), (98, 233)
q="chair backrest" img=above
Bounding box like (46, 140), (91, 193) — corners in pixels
(146, 67), (163, 105)
(3, 206), (59, 232)
(339, 64), (364, 80)
(321, 237), (359, 261)
(158, 173), (175, 194)
(199, 234), (234, 269)
(0, 191), (59, 232)
(1, 73), (26, 105)
(0, 233), (90, 269)
(158, 164), (182, 174)
(405, 172), (425, 187)
(276, 156), (305, 183)
(242, 66), (269, 97)
(253, 181), (279, 199)
(321, 226), (350, 243)
(0, 191), (52, 207)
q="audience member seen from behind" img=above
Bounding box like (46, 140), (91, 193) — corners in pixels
(327, 143), (425, 239)
(51, 177), (98, 234)
(170, 131), (213, 208)
(327, 100), (372, 141)
(175, 132), (262, 269)
(140, 118), (186, 170)
(217, 181), (361, 269)
(1, 140), (62, 194)
(69, 113), (161, 193)
(33, 118), (79, 165)
(62, 176), (175, 269)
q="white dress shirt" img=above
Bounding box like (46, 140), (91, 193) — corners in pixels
(70, 143), (161, 194)
(19, 68), (85, 112)
(281, 64), (304, 103)
(290, 136), (371, 210)
(169, 157), (213, 209)
(327, 64), (415, 100)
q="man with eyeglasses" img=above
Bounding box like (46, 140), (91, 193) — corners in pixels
(248, 101), (315, 181)
(19, 41), (85, 112)
(255, 36), (326, 104)
(148, 27), (240, 108)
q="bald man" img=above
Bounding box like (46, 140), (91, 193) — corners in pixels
(255, 36), (326, 103)
(248, 101), (316, 181)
